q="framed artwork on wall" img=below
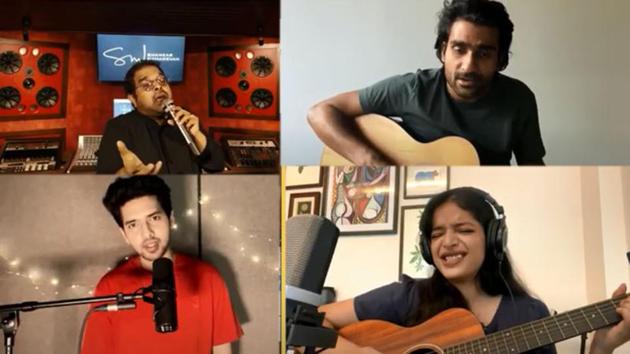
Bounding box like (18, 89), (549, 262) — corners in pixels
(403, 166), (449, 199)
(399, 205), (434, 279)
(285, 166), (326, 189)
(287, 191), (322, 218)
(324, 166), (398, 235)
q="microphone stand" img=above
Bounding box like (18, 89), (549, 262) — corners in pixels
(286, 303), (337, 354)
(0, 291), (146, 354)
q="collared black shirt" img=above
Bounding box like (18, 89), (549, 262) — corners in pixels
(96, 110), (224, 174)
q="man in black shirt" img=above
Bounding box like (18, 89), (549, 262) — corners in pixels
(96, 60), (224, 174)
(307, 0), (545, 166)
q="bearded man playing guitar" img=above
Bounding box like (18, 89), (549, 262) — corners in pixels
(318, 187), (630, 354)
(308, 0), (545, 166)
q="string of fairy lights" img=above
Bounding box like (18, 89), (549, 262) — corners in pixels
(198, 193), (279, 274)
(1, 255), (112, 298)
(1, 193), (279, 302)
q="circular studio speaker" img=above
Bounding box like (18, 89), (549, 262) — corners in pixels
(215, 88), (237, 108)
(0, 86), (20, 109)
(36, 87), (59, 107)
(250, 56), (273, 78)
(215, 56), (237, 77)
(238, 80), (250, 91)
(23, 78), (36, 90)
(37, 53), (60, 75)
(0, 51), (22, 74)
(250, 88), (273, 109)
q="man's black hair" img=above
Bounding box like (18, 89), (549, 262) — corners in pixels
(102, 175), (172, 228)
(434, 0), (514, 70)
(123, 60), (166, 96)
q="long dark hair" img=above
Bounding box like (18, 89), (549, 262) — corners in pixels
(407, 187), (529, 325)
(434, 0), (514, 71)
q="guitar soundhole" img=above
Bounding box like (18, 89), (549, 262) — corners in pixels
(409, 349), (438, 354)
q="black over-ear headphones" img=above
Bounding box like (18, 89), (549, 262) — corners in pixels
(419, 188), (508, 266)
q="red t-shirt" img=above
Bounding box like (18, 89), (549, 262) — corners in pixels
(81, 253), (242, 354)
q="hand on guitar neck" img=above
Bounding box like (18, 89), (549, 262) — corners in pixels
(590, 284), (630, 354)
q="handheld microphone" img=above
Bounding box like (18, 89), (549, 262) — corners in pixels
(152, 258), (178, 333)
(162, 99), (201, 156)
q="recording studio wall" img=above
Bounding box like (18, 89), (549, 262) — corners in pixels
(0, 31), (279, 156)
(208, 44), (279, 119)
(0, 39), (69, 120)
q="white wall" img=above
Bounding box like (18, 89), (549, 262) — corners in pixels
(281, 0), (630, 165)
(598, 168), (630, 295)
(313, 166), (630, 354)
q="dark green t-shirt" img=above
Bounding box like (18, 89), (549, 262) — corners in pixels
(358, 68), (545, 165)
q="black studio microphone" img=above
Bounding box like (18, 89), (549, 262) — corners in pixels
(285, 215), (340, 351)
(163, 99), (201, 156)
(286, 215), (339, 312)
(152, 257), (178, 333)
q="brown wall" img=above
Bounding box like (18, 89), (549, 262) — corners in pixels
(0, 31), (279, 154)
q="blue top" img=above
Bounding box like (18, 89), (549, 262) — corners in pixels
(354, 276), (557, 354)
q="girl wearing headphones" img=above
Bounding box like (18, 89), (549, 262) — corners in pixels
(318, 187), (630, 354)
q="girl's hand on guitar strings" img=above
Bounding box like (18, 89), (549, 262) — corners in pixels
(590, 283), (630, 354)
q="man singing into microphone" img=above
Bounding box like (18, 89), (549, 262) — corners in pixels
(96, 60), (225, 174)
(81, 176), (242, 354)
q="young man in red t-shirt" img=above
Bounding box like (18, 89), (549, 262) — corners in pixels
(81, 176), (242, 354)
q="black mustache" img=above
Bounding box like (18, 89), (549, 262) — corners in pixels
(455, 73), (482, 81)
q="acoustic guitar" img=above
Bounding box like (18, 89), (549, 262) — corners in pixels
(339, 294), (627, 354)
(319, 114), (480, 166)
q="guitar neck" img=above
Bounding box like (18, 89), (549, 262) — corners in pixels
(446, 294), (627, 354)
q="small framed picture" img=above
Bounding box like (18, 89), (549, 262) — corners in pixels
(399, 205), (434, 279)
(285, 166), (326, 190)
(404, 166), (449, 199)
(287, 191), (322, 218)
(324, 166), (398, 235)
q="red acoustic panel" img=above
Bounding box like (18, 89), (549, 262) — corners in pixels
(208, 44), (278, 120)
(0, 38), (68, 120)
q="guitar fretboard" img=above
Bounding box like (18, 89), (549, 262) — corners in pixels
(443, 294), (626, 354)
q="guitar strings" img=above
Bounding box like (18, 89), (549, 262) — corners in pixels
(353, 298), (622, 354)
(444, 296), (624, 354)
(450, 313), (609, 354)
(445, 254), (626, 354)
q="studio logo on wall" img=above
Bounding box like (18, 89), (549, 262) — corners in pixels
(208, 44), (278, 120)
(0, 38), (69, 120)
